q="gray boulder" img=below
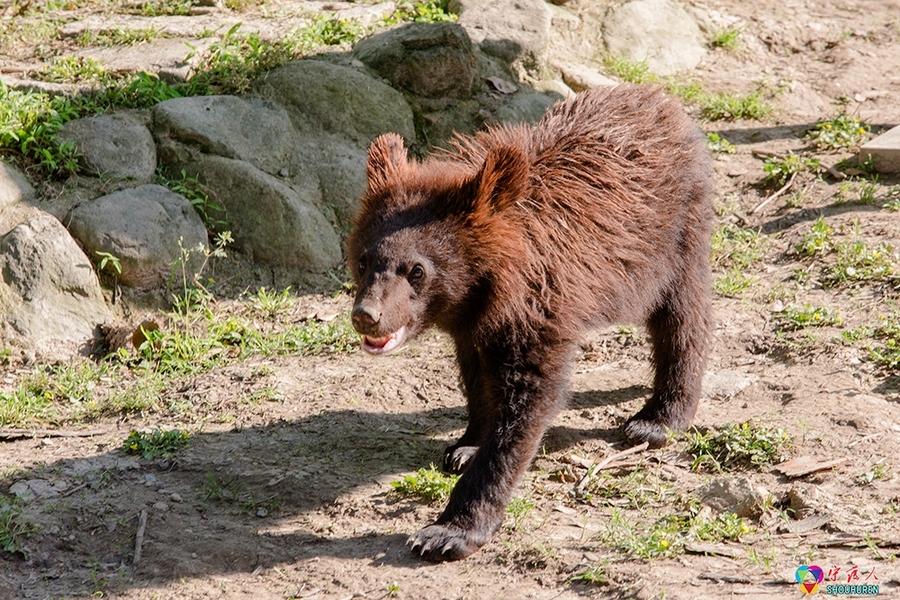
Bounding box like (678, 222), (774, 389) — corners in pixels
(450, 0), (552, 77)
(254, 60), (416, 145)
(602, 0), (706, 76)
(67, 184), (209, 289)
(353, 22), (478, 99)
(0, 213), (111, 356)
(493, 91), (561, 125)
(288, 135), (368, 218)
(56, 113), (157, 182)
(152, 96), (295, 176)
(0, 161), (36, 210)
(183, 155), (341, 271)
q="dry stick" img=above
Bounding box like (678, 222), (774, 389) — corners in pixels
(62, 482), (89, 498)
(0, 428), (109, 440)
(133, 509), (148, 565)
(574, 441), (650, 493)
(752, 171), (797, 214)
(824, 163), (847, 180)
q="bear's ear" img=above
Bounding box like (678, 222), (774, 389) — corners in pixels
(467, 145), (529, 214)
(366, 133), (409, 193)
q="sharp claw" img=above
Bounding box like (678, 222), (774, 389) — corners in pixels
(441, 542), (454, 555)
(421, 537), (439, 555)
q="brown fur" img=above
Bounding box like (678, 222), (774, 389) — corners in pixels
(348, 84), (714, 561)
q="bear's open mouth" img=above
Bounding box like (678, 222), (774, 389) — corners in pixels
(361, 326), (407, 355)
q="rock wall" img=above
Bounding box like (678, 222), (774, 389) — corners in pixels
(0, 0), (711, 358)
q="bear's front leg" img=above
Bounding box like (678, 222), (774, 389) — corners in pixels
(442, 341), (496, 475)
(410, 341), (573, 561)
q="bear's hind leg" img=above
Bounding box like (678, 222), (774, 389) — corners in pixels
(443, 342), (496, 474)
(624, 263), (711, 448)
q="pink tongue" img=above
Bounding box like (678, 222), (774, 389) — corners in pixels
(366, 335), (390, 349)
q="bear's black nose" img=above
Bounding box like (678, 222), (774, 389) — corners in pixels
(351, 303), (381, 331)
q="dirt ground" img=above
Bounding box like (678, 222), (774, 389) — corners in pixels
(3, 0), (900, 598)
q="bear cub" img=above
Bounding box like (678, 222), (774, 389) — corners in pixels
(348, 84), (714, 562)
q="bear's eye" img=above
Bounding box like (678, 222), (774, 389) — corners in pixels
(408, 264), (425, 283)
(357, 256), (367, 275)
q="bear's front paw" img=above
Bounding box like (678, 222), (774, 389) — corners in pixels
(442, 445), (478, 474)
(623, 416), (670, 449)
(407, 524), (482, 562)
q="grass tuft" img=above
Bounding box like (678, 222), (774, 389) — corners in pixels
(681, 422), (793, 472)
(123, 428), (191, 460)
(390, 464), (459, 502)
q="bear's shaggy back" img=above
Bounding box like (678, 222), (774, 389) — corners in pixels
(428, 84), (714, 343)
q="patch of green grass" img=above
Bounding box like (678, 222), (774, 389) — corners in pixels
(157, 168), (227, 231)
(1, 72), (199, 176)
(123, 428), (191, 460)
(249, 315), (359, 356)
(187, 24), (298, 95)
(506, 496), (536, 532)
(706, 132), (736, 154)
(582, 467), (672, 508)
(807, 113), (870, 150)
(138, 323), (231, 376)
(33, 56), (109, 84)
(299, 15), (366, 46)
(141, 0), (196, 16)
(796, 216), (832, 257)
(249, 287), (295, 320)
(76, 28), (162, 47)
(774, 303), (843, 330)
(857, 179), (880, 205)
(763, 152), (820, 187)
(856, 463), (889, 485)
(224, 0), (264, 10)
(699, 89), (773, 121)
(713, 268), (756, 297)
(390, 464), (459, 502)
(824, 237), (895, 287)
(866, 312), (900, 370)
(681, 422), (793, 472)
(597, 508), (753, 559)
(711, 224), (769, 270)
(387, 0), (457, 24)
(1, 497), (39, 558)
(0, 81), (81, 175)
(568, 563), (609, 586)
(709, 26), (743, 51)
(0, 387), (52, 427)
(600, 53), (655, 84)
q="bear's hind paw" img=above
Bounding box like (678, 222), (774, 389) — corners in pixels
(622, 416), (671, 449)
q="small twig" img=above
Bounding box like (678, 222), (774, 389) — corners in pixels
(0, 428), (109, 440)
(62, 482), (89, 498)
(752, 171), (797, 214)
(574, 442), (650, 493)
(751, 149), (781, 159)
(824, 163), (847, 180)
(133, 509), (148, 565)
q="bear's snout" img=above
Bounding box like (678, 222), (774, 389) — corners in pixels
(351, 302), (382, 333)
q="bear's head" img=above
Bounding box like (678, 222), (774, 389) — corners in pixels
(347, 133), (529, 354)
